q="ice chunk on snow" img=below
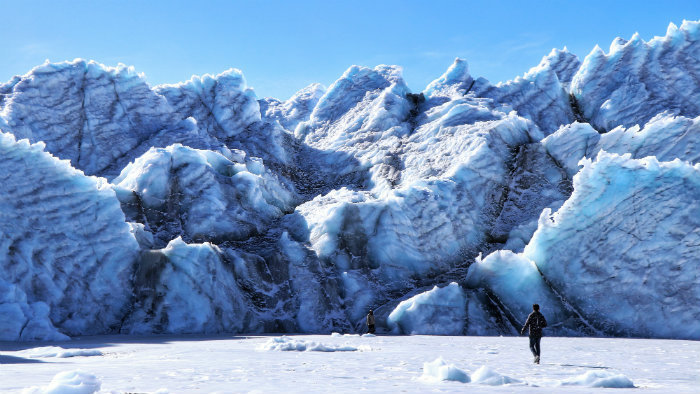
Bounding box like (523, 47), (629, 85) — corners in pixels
(420, 357), (470, 383)
(24, 370), (101, 394)
(18, 347), (102, 358)
(388, 283), (465, 335)
(258, 337), (360, 352)
(470, 366), (521, 386)
(560, 370), (634, 388)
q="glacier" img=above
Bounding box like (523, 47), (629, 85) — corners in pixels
(1, 20), (700, 341)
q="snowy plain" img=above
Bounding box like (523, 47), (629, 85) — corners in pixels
(1, 334), (699, 393)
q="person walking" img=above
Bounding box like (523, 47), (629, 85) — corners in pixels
(521, 304), (547, 364)
(366, 310), (376, 334)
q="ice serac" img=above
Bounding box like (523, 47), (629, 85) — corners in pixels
(544, 115), (700, 178)
(113, 144), (296, 246)
(540, 47), (581, 88)
(155, 69), (292, 169)
(425, 53), (578, 135)
(596, 114), (700, 164)
(155, 69), (261, 140)
(296, 65), (412, 191)
(260, 83), (326, 132)
(123, 238), (256, 334)
(295, 114), (534, 318)
(542, 122), (601, 177)
(0, 280), (68, 341)
(525, 152), (700, 339)
(0, 132), (139, 339)
(123, 234), (345, 335)
(384, 281), (515, 336)
(423, 58), (488, 99)
(0, 59), (206, 178)
(478, 49), (578, 135)
(571, 21), (700, 131)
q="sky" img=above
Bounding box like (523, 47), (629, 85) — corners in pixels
(1, 0), (699, 100)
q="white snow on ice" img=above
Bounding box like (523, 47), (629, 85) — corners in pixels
(1, 335), (697, 393)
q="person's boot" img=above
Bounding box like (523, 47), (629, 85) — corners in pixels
(535, 356), (540, 364)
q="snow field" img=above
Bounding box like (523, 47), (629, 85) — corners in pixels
(1, 335), (697, 393)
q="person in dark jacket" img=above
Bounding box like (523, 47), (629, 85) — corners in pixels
(521, 304), (547, 364)
(366, 310), (376, 334)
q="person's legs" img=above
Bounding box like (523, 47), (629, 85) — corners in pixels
(529, 336), (541, 363)
(533, 336), (541, 357)
(368, 324), (375, 334)
(529, 336), (537, 357)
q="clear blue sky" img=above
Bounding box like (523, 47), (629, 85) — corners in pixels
(1, 0), (699, 100)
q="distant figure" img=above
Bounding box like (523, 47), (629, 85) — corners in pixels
(521, 303), (547, 364)
(366, 310), (376, 334)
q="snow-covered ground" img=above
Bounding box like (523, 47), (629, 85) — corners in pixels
(1, 334), (698, 393)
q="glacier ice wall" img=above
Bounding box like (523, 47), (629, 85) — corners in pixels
(0, 132), (139, 339)
(525, 152), (700, 339)
(2, 19), (700, 340)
